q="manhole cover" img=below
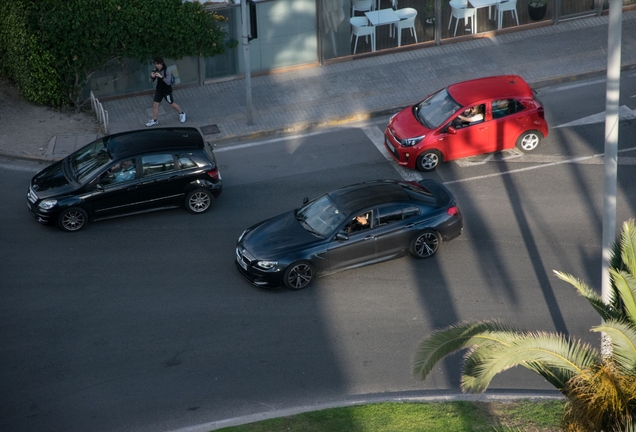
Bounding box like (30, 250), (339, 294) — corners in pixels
(200, 124), (220, 135)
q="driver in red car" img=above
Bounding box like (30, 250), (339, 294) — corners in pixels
(456, 105), (484, 125)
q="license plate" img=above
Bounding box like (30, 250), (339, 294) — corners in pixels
(385, 136), (396, 153)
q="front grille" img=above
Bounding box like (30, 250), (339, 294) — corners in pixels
(236, 247), (254, 269)
(27, 186), (38, 204)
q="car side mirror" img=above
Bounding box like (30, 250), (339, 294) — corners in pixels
(335, 232), (349, 241)
(303, 197), (308, 205)
(447, 126), (457, 135)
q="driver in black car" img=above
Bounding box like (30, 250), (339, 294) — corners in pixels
(346, 213), (370, 234)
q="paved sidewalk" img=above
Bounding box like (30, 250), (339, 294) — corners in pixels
(100, 11), (636, 145)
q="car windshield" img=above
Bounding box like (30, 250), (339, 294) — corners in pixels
(414, 89), (462, 129)
(68, 139), (112, 181)
(296, 194), (346, 238)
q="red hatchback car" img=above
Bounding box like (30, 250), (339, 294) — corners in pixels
(384, 75), (549, 171)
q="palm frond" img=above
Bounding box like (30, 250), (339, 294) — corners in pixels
(554, 270), (620, 321)
(523, 360), (573, 390)
(610, 269), (636, 325)
(460, 332), (600, 393)
(413, 320), (520, 380)
(620, 219), (636, 276)
(592, 321), (636, 374)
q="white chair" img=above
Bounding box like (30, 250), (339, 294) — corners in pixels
(350, 16), (376, 53)
(352, 0), (373, 15)
(394, 8), (418, 47)
(448, 0), (467, 29)
(448, 2), (476, 36)
(496, 0), (519, 29)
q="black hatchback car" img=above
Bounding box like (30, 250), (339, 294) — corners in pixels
(27, 127), (222, 232)
(236, 179), (462, 290)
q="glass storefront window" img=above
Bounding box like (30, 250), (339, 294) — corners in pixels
(321, 0), (434, 59)
(561, 0), (596, 15)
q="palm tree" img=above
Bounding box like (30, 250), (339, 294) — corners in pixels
(413, 219), (636, 432)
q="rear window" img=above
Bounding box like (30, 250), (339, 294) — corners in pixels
(401, 184), (437, 205)
(204, 142), (217, 163)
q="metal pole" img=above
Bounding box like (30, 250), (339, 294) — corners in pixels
(601, 0), (622, 358)
(241, 0), (254, 125)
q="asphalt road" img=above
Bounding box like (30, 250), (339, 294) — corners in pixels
(1, 75), (636, 432)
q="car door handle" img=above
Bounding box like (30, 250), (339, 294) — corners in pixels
(126, 185), (139, 191)
(168, 174), (182, 180)
(141, 180), (156, 185)
(364, 235), (375, 240)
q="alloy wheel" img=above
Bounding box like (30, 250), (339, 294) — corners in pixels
(414, 231), (439, 258)
(188, 191), (211, 213)
(286, 263), (313, 290)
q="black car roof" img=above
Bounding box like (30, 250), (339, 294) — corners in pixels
(104, 127), (205, 160)
(328, 181), (410, 214)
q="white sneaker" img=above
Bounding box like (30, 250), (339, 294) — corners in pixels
(146, 119), (158, 127)
(179, 112), (186, 123)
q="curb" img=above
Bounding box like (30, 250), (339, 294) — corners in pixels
(169, 391), (565, 432)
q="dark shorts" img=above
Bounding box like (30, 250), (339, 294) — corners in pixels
(153, 89), (174, 104)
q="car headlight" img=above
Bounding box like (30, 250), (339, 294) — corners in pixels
(256, 260), (278, 270)
(400, 136), (425, 147)
(38, 199), (57, 210)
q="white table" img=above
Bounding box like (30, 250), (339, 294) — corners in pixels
(365, 8), (400, 46)
(468, 0), (501, 31)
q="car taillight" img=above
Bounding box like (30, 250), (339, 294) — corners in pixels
(207, 169), (219, 179)
(537, 107), (545, 120)
(447, 206), (459, 216)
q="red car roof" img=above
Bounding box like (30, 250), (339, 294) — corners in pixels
(447, 75), (533, 106)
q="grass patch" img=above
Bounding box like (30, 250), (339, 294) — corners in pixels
(217, 400), (564, 432)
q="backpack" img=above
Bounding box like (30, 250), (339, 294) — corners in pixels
(169, 72), (175, 86)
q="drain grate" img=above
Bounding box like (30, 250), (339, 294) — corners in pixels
(200, 124), (221, 135)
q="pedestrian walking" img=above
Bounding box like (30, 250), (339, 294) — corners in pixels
(146, 57), (186, 127)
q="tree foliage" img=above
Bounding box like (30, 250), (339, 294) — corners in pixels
(413, 219), (636, 432)
(1, 0), (231, 109)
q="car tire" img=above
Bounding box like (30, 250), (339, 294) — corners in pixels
(57, 207), (88, 232)
(516, 130), (542, 152)
(283, 261), (314, 290)
(185, 189), (212, 214)
(416, 150), (442, 172)
(410, 229), (441, 259)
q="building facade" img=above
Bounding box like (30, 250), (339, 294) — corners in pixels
(85, 0), (633, 100)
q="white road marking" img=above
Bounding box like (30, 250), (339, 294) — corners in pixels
(549, 78), (607, 92)
(362, 126), (423, 181)
(213, 130), (331, 153)
(443, 146), (636, 185)
(0, 162), (40, 172)
(554, 105), (636, 128)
